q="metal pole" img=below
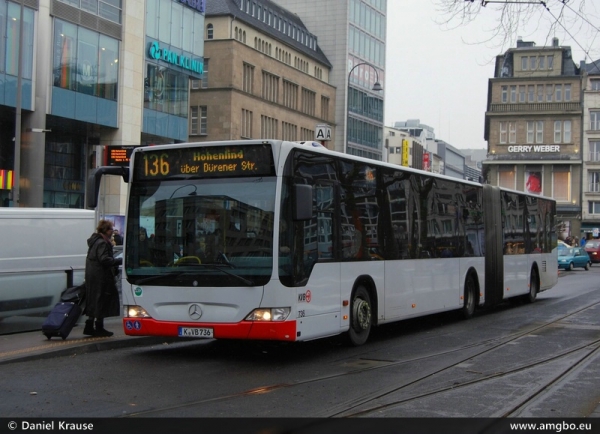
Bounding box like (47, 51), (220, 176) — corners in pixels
(11, 0), (24, 207)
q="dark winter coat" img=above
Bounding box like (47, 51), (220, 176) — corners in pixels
(85, 233), (121, 319)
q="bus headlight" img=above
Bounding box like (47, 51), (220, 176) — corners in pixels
(245, 308), (291, 321)
(124, 305), (151, 318)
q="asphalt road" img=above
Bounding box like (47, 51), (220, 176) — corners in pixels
(1, 267), (599, 423)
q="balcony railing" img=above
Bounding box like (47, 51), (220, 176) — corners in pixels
(587, 152), (600, 162)
(588, 182), (600, 193)
(488, 102), (581, 113)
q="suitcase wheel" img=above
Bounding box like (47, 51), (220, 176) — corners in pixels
(44, 334), (51, 340)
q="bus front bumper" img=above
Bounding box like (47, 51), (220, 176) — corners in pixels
(123, 318), (297, 341)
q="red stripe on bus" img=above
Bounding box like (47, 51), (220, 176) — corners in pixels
(123, 318), (296, 341)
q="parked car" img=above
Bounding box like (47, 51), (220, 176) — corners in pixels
(558, 247), (591, 271)
(584, 240), (600, 264)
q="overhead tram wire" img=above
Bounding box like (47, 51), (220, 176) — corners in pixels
(540, 0), (595, 62)
(464, 0), (542, 4)
(466, 0), (597, 62)
(557, 0), (600, 59)
(558, 0), (600, 32)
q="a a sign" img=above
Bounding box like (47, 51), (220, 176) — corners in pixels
(105, 146), (137, 167)
(148, 41), (203, 75)
(133, 144), (276, 181)
(507, 145), (560, 153)
(315, 125), (331, 141)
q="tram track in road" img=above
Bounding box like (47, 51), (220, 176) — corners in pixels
(326, 299), (600, 418)
(332, 337), (600, 418)
(123, 300), (600, 418)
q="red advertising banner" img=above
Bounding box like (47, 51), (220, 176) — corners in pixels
(423, 152), (430, 172)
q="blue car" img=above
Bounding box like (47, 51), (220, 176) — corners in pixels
(558, 247), (591, 271)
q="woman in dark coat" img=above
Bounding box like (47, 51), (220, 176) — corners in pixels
(84, 220), (122, 337)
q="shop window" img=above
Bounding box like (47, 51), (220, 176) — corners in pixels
(53, 19), (119, 101)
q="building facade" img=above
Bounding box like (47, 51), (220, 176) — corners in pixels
(581, 60), (600, 239)
(483, 38), (582, 239)
(190, 0), (335, 144)
(384, 126), (424, 170)
(0, 0), (206, 215)
(272, 0), (386, 160)
(427, 139), (466, 180)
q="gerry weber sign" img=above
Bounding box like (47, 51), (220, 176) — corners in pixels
(148, 41), (203, 75)
(508, 145), (560, 153)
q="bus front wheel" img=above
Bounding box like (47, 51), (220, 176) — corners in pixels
(347, 285), (372, 346)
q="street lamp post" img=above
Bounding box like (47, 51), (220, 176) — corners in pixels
(10, 0), (24, 207)
(346, 61), (383, 155)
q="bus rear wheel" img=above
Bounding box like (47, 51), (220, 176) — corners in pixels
(347, 285), (372, 346)
(526, 269), (539, 303)
(461, 274), (477, 319)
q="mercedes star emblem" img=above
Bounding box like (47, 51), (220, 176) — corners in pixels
(188, 304), (202, 320)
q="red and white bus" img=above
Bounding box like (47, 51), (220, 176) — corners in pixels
(88, 140), (558, 345)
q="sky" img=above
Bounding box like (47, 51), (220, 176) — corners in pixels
(384, 0), (600, 150)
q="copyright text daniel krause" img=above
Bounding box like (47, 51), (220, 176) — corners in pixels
(8, 421), (94, 431)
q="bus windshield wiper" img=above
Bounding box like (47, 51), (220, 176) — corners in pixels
(134, 272), (184, 285)
(189, 263), (255, 286)
(133, 267), (254, 286)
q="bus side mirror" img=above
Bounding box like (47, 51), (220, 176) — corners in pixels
(293, 184), (313, 221)
(86, 166), (130, 209)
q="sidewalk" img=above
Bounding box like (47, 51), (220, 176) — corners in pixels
(0, 317), (172, 365)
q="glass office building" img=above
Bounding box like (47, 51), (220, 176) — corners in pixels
(274, 0), (386, 160)
(0, 0), (205, 210)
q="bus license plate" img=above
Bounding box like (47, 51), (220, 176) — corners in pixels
(178, 327), (214, 338)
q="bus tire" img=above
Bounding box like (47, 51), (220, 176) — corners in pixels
(461, 274), (477, 319)
(347, 285), (372, 346)
(526, 268), (539, 303)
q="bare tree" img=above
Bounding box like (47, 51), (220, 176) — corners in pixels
(433, 0), (599, 61)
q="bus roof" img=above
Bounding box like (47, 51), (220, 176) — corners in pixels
(129, 140), (554, 202)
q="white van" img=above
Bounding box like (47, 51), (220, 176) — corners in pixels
(0, 208), (95, 322)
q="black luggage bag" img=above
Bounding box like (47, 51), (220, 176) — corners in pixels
(60, 283), (86, 310)
(42, 302), (82, 340)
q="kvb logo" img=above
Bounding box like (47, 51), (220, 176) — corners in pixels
(298, 290), (312, 303)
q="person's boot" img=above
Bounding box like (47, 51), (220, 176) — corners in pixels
(83, 319), (95, 336)
(94, 320), (113, 337)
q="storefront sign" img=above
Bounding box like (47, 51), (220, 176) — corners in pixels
(179, 0), (205, 13)
(401, 139), (409, 167)
(507, 145), (560, 153)
(148, 41), (203, 74)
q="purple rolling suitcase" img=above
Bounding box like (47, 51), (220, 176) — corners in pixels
(42, 302), (82, 340)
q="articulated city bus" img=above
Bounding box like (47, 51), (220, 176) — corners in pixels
(88, 140), (558, 345)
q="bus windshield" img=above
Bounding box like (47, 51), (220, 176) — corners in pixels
(125, 176), (276, 287)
